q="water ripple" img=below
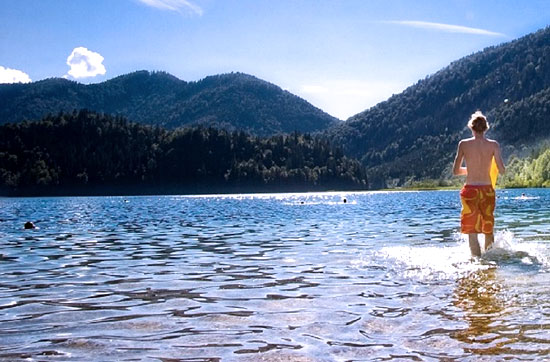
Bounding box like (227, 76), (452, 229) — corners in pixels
(1, 190), (550, 360)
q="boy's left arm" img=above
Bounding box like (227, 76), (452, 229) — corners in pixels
(494, 141), (506, 174)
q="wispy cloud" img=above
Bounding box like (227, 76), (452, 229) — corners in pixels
(64, 47), (106, 79)
(384, 20), (505, 37)
(137, 0), (203, 16)
(0, 66), (31, 84)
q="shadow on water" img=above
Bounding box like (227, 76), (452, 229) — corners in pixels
(452, 265), (550, 359)
(2, 191), (550, 360)
(450, 228), (550, 359)
(452, 268), (506, 354)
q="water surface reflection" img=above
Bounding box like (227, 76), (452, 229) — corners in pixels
(1, 190), (550, 360)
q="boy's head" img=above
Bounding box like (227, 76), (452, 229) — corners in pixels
(468, 110), (489, 133)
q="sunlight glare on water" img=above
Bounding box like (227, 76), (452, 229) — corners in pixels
(1, 189), (550, 360)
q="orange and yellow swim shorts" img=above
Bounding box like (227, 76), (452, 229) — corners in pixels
(460, 184), (495, 234)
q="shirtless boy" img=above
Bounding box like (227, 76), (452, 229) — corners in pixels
(452, 111), (506, 257)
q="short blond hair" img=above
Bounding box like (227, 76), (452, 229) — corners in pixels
(468, 111), (489, 133)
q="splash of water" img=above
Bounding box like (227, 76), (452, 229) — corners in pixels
(482, 230), (548, 269)
(378, 230), (549, 281)
(378, 241), (482, 281)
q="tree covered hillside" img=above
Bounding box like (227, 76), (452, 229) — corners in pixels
(0, 111), (367, 196)
(329, 27), (550, 188)
(0, 71), (339, 136)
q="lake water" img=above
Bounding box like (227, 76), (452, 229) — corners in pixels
(1, 189), (550, 361)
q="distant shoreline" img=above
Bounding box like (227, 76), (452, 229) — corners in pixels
(3, 185), (540, 198)
(0, 184), (369, 198)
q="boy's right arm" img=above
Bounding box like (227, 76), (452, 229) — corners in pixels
(453, 141), (467, 176)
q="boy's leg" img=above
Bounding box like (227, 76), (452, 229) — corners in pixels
(468, 234), (481, 257)
(484, 233), (494, 251)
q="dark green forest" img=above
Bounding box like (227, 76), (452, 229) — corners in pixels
(0, 111), (367, 196)
(0, 71), (338, 136)
(328, 26), (550, 188)
(2, 27), (550, 192)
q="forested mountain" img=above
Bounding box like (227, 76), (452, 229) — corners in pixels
(0, 71), (339, 136)
(329, 26), (550, 188)
(0, 111), (367, 196)
(3, 28), (550, 191)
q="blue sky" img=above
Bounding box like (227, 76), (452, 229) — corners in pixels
(1, 0), (549, 119)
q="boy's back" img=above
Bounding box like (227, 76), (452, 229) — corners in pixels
(458, 137), (500, 185)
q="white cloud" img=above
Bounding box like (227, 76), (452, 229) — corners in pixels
(137, 0), (203, 15)
(65, 47), (106, 79)
(384, 20), (505, 37)
(296, 80), (408, 120)
(0, 66), (32, 84)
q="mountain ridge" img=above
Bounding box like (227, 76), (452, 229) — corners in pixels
(0, 71), (339, 136)
(2, 26), (550, 189)
(327, 26), (550, 187)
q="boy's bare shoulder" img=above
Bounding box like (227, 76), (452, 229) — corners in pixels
(486, 138), (500, 146)
(459, 137), (475, 145)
